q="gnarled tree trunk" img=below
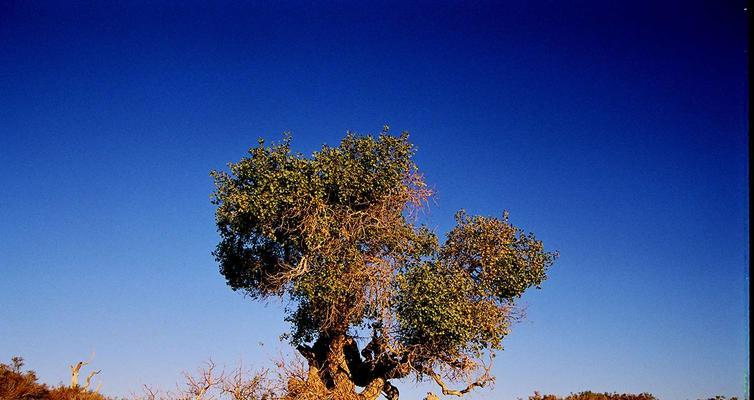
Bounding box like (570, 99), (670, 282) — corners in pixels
(291, 332), (408, 400)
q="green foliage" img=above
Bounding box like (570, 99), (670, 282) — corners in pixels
(442, 211), (555, 300)
(393, 210), (557, 366)
(395, 261), (507, 358)
(211, 130), (436, 342)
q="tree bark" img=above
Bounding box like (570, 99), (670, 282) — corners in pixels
(296, 333), (409, 400)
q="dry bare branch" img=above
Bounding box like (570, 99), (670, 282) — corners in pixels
(69, 351), (96, 389)
(422, 357), (495, 398)
(180, 360), (227, 400)
(83, 369), (101, 390)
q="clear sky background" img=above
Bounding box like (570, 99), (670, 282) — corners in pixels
(0, 1), (748, 399)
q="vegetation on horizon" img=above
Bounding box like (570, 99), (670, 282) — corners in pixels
(0, 357), (107, 400)
(7, 356), (719, 400)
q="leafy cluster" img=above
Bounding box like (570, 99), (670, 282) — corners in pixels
(212, 131), (434, 339)
(395, 211), (556, 369)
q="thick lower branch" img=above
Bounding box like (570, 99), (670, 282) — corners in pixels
(295, 333), (411, 399)
(423, 367), (493, 397)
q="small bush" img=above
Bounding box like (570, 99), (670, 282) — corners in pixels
(528, 391), (658, 400)
(0, 357), (109, 400)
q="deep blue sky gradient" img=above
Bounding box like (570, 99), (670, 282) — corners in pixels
(0, 1), (748, 399)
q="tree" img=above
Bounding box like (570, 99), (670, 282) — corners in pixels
(210, 129), (557, 399)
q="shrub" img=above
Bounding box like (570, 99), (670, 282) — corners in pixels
(528, 391), (658, 400)
(0, 357), (109, 400)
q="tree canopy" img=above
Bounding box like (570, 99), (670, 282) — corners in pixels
(211, 129), (557, 399)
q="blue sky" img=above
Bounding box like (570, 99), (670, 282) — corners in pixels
(0, 1), (748, 399)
